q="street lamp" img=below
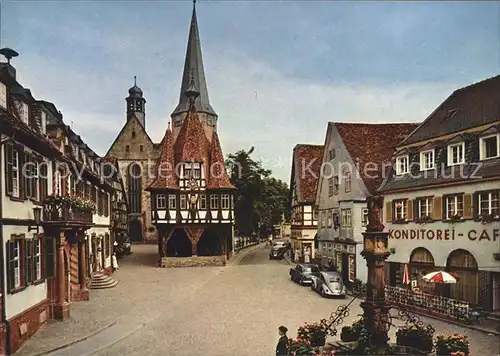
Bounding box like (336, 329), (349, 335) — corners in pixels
(28, 207), (42, 234)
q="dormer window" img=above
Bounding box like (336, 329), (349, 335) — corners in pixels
(448, 142), (465, 166)
(0, 82), (6, 108)
(479, 134), (499, 160)
(40, 111), (47, 134)
(395, 155), (409, 175)
(420, 149), (435, 171)
(20, 101), (29, 125)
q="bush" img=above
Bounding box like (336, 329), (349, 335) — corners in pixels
(297, 322), (326, 347)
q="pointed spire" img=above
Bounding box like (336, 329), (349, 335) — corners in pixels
(207, 132), (235, 189)
(172, 2), (216, 117)
(134, 76), (137, 86)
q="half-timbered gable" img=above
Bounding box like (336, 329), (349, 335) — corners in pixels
(289, 144), (323, 259)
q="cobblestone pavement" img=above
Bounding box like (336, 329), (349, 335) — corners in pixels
(16, 244), (500, 356)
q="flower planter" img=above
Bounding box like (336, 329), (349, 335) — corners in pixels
(340, 326), (359, 342)
(310, 334), (326, 347)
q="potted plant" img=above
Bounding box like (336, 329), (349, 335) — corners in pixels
(435, 334), (470, 356)
(415, 215), (433, 224)
(340, 318), (363, 342)
(448, 214), (463, 222)
(297, 322), (327, 347)
(396, 324), (433, 352)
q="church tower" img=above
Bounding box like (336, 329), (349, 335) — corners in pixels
(126, 76), (146, 128)
(171, 1), (217, 143)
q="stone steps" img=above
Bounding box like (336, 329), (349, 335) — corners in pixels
(89, 272), (118, 289)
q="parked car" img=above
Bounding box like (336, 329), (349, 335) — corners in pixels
(269, 241), (286, 259)
(311, 271), (346, 298)
(289, 264), (320, 285)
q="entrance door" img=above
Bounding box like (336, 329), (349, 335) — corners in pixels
(129, 219), (143, 242)
(341, 253), (349, 282)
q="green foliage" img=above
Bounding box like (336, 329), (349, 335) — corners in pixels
(396, 324), (434, 352)
(435, 334), (470, 355)
(226, 148), (290, 236)
(340, 318), (364, 342)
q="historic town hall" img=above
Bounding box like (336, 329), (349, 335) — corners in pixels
(106, 2), (235, 266)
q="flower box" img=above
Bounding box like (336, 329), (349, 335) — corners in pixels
(396, 325), (434, 352)
(435, 334), (470, 356)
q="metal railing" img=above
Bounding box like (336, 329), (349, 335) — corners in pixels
(234, 236), (258, 250)
(385, 285), (471, 322)
(43, 201), (93, 224)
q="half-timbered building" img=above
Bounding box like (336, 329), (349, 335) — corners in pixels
(289, 144), (323, 259)
(379, 75), (500, 312)
(146, 3), (235, 267)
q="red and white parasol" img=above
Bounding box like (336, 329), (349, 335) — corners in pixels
(402, 264), (411, 285)
(422, 271), (459, 284)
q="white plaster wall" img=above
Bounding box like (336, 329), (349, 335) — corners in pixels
(384, 180), (500, 273)
(0, 142), (54, 219)
(87, 226), (112, 268)
(2, 225), (47, 320)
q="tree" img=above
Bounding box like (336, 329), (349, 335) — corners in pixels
(226, 148), (290, 237)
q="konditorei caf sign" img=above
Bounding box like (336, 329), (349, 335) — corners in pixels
(388, 228), (499, 242)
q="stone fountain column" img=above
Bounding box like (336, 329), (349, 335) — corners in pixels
(360, 196), (391, 349)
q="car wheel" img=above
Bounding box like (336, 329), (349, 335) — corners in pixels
(310, 283), (315, 291)
(321, 289), (326, 297)
(299, 278), (303, 285)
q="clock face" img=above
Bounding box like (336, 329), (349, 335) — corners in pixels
(188, 178), (199, 189)
(377, 240), (385, 249)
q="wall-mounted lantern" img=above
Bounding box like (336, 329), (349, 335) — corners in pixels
(28, 207), (42, 234)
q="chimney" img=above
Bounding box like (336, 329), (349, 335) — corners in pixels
(0, 48), (19, 80)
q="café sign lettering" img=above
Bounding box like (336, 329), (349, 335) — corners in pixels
(388, 228), (499, 242)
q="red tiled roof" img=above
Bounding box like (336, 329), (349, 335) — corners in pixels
(207, 132), (235, 189)
(335, 122), (419, 195)
(174, 109), (210, 164)
(149, 126), (179, 189)
(293, 144), (323, 203)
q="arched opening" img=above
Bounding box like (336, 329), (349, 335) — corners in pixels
(409, 247), (435, 293)
(166, 229), (192, 257)
(129, 218), (143, 243)
(127, 163), (142, 214)
(447, 249), (478, 304)
(197, 229), (222, 256)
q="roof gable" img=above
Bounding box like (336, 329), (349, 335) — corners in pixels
(402, 75), (500, 145)
(173, 109), (210, 163)
(149, 125), (178, 190)
(105, 115), (155, 158)
(292, 144), (323, 203)
(207, 132), (234, 189)
(335, 122), (419, 195)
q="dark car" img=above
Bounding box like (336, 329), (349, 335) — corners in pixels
(289, 264), (320, 285)
(269, 241), (286, 260)
(311, 271), (346, 298)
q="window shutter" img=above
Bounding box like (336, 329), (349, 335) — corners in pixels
(19, 146), (25, 199)
(26, 240), (33, 285)
(407, 199), (414, 220)
(45, 238), (55, 279)
(24, 153), (32, 199)
(385, 201), (392, 222)
(6, 241), (14, 293)
(433, 196), (443, 220)
(5, 142), (13, 195)
(40, 236), (45, 279)
(473, 193), (479, 221)
(463, 193), (473, 219)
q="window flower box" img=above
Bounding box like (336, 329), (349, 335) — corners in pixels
(479, 214), (500, 224)
(415, 215), (433, 224)
(393, 218), (408, 224)
(396, 324), (434, 352)
(448, 214), (463, 222)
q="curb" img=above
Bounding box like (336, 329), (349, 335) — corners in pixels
(345, 291), (499, 336)
(27, 322), (116, 356)
(228, 243), (264, 265)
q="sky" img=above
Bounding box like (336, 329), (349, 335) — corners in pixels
(2, 0), (499, 182)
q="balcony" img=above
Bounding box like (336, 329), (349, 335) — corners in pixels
(42, 196), (94, 229)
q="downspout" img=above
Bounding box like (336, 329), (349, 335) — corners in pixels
(0, 126), (11, 355)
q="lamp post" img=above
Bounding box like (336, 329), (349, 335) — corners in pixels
(360, 196), (391, 348)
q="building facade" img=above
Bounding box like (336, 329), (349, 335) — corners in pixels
(315, 122), (418, 284)
(289, 144), (323, 259)
(379, 75), (500, 312)
(145, 3), (235, 267)
(0, 49), (121, 353)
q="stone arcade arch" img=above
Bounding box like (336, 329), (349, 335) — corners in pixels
(409, 247), (435, 293)
(446, 249), (479, 304)
(166, 229), (192, 257)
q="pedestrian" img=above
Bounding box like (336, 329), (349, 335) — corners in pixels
(294, 249), (299, 262)
(276, 325), (289, 356)
(112, 252), (119, 271)
(304, 247), (310, 264)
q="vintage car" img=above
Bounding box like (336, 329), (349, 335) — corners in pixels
(289, 264), (320, 285)
(311, 271), (346, 298)
(269, 241), (287, 260)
